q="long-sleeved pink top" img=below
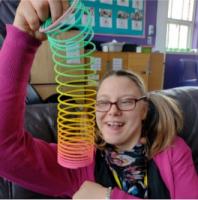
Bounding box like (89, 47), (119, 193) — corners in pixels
(0, 25), (197, 199)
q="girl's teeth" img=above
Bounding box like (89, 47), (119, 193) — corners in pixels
(107, 122), (123, 126)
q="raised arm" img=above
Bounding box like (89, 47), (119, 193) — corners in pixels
(0, 0), (81, 197)
(14, 0), (68, 41)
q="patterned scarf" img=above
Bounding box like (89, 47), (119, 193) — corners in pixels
(105, 143), (148, 198)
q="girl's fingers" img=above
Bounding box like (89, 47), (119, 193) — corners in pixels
(13, 0), (70, 41)
(22, 1), (40, 31)
(30, 0), (50, 23)
(48, 0), (63, 22)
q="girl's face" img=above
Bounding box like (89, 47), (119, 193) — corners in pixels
(96, 76), (148, 151)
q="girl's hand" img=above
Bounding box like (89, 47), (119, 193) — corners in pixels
(73, 181), (109, 199)
(13, 0), (69, 41)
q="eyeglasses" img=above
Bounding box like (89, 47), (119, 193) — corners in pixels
(95, 96), (147, 112)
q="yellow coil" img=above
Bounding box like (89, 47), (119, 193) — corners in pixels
(42, 0), (97, 168)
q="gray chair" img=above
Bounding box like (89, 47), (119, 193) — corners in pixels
(26, 84), (44, 105)
(0, 86), (198, 198)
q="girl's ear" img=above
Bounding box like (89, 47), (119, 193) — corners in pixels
(141, 101), (148, 120)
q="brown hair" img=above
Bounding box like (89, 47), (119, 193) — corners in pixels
(95, 70), (183, 158)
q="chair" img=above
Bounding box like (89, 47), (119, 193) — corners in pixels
(178, 58), (198, 86)
(26, 84), (43, 104)
(0, 86), (198, 198)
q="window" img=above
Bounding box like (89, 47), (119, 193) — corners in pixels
(166, 0), (196, 50)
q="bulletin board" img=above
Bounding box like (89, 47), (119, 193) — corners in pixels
(81, 0), (145, 38)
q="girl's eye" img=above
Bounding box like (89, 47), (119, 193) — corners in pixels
(97, 101), (109, 105)
(120, 99), (133, 104)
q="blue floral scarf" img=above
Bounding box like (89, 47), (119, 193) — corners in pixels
(105, 143), (148, 198)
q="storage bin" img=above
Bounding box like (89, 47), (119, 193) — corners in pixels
(101, 41), (125, 52)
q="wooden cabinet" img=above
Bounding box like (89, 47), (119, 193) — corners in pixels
(31, 46), (164, 99)
(126, 53), (150, 89)
(90, 51), (109, 80)
(149, 53), (164, 91)
(31, 41), (57, 100)
(90, 51), (164, 91)
(31, 30), (83, 99)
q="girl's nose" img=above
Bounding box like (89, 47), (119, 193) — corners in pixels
(108, 103), (121, 115)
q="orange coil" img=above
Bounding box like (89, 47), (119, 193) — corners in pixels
(40, 0), (97, 168)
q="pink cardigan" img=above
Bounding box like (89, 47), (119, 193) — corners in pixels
(0, 25), (197, 199)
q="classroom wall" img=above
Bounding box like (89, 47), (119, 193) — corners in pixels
(0, 0), (158, 47)
(164, 53), (198, 89)
(93, 0), (158, 46)
(192, 0), (198, 49)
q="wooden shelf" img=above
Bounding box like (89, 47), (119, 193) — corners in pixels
(31, 46), (164, 99)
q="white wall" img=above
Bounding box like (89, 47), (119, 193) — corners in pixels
(154, 0), (169, 53)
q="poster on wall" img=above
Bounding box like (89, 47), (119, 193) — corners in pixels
(82, 7), (95, 26)
(81, 0), (145, 38)
(99, 8), (112, 28)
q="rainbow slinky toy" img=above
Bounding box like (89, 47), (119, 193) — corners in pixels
(40, 0), (96, 169)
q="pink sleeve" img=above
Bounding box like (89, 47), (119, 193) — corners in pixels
(171, 137), (198, 198)
(0, 25), (41, 136)
(154, 137), (198, 199)
(0, 25), (94, 197)
(112, 137), (198, 199)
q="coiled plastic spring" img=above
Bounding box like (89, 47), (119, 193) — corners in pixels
(40, 0), (96, 168)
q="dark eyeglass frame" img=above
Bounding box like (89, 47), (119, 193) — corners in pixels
(95, 96), (147, 112)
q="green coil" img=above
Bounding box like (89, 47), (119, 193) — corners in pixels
(40, 0), (97, 169)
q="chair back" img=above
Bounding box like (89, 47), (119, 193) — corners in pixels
(179, 58), (198, 86)
(163, 86), (198, 172)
